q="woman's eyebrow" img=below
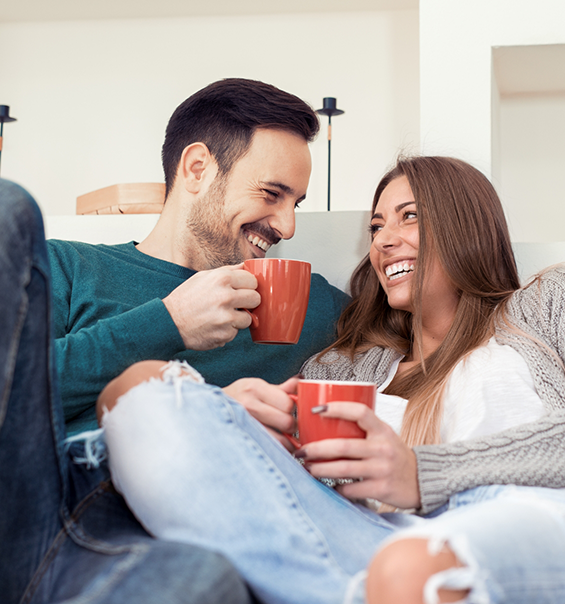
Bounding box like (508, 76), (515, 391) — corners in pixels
(395, 201), (416, 212)
(372, 201), (416, 220)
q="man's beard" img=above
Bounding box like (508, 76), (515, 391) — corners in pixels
(186, 175), (244, 269)
(186, 175), (282, 270)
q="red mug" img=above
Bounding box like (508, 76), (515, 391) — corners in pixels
(285, 379), (377, 450)
(243, 258), (311, 345)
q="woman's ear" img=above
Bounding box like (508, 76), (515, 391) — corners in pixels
(178, 142), (218, 195)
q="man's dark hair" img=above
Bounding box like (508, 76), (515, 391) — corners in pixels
(161, 78), (319, 197)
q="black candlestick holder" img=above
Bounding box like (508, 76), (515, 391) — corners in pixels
(316, 97), (344, 211)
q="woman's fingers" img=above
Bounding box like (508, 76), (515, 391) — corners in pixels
(309, 401), (383, 433)
(294, 403), (421, 509)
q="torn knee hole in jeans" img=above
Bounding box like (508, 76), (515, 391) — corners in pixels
(159, 360), (205, 408)
(422, 534), (489, 604)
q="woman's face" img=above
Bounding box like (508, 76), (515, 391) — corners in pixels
(369, 176), (457, 318)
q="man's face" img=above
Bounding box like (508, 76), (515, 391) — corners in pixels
(186, 128), (312, 270)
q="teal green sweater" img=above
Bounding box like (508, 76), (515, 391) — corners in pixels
(47, 240), (350, 436)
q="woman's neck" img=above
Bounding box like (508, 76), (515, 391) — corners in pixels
(402, 303), (457, 367)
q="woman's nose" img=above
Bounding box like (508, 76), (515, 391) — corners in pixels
(373, 223), (401, 252)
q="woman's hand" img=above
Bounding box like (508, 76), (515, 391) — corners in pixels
(222, 376), (299, 450)
(295, 402), (421, 510)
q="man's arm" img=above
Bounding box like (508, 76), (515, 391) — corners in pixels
(48, 240), (261, 428)
(55, 299), (185, 423)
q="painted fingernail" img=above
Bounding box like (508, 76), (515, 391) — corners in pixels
(294, 448), (307, 459)
(311, 405), (328, 414)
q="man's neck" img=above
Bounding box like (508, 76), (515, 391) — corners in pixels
(136, 193), (196, 268)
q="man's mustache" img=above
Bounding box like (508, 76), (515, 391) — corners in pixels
(243, 222), (281, 246)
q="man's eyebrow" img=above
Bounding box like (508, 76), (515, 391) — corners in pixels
(371, 201), (416, 220)
(261, 181), (306, 202)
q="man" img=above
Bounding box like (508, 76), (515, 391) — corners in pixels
(47, 78), (349, 435)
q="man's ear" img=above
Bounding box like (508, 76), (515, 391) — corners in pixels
(178, 142), (218, 194)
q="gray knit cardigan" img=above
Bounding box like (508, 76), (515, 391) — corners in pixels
(302, 266), (565, 514)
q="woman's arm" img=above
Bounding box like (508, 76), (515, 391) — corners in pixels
(298, 406), (565, 514)
(415, 410), (565, 514)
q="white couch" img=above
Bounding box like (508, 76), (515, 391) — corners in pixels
(44, 211), (565, 292)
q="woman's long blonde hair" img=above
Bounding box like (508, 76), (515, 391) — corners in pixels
(328, 156), (521, 446)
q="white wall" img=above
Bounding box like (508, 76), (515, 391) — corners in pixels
(499, 92), (565, 242)
(0, 10), (419, 216)
(420, 0), (565, 171)
(419, 0), (565, 242)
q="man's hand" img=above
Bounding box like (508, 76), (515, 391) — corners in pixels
(163, 264), (260, 350)
(223, 376), (299, 450)
(295, 402), (421, 510)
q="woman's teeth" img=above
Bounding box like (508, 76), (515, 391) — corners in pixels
(385, 261), (415, 280)
(247, 234), (271, 252)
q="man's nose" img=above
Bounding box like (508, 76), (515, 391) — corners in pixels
(271, 203), (296, 240)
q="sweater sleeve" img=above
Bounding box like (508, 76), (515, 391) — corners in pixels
(54, 299), (185, 422)
(47, 240), (186, 423)
(415, 410), (565, 514)
(415, 268), (565, 514)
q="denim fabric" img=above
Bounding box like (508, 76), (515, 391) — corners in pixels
(384, 484), (565, 604)
(103, 376), (404, 604)
(0, 180), (253, 604)
(104, 373), (565, 604)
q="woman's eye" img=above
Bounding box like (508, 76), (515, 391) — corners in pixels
(264, 189), (279, 199)
(404, 211), (417, 220)
(369, 223), (382, 236)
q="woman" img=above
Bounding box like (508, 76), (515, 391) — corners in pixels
(99, 156), (565, 604)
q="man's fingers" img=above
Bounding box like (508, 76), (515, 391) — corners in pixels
(222, 378), (296, 433)
(229, 267), (259, 290)
(232, 309), (253, 330)
(278, 374), (301, 394)
(232, 288), (261, 311)
(249, 379), (295, 414)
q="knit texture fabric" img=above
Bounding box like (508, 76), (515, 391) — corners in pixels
(48, 239), (350, 435)
(302, 266), (565, 514)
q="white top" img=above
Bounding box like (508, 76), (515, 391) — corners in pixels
(375, 338), (546, 443)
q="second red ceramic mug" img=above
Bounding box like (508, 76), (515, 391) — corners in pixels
(292, 379), (377, 445)
(284, 380), (377, 455)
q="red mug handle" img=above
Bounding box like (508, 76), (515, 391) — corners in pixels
(283, 393), (301, 448)
(243, 309), (259, 329)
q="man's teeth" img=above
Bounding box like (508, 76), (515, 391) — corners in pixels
(385, 261), (415, 280)
(247, 234), (271, 252)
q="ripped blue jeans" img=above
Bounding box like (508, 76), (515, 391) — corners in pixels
(102, 369), (565, 604)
